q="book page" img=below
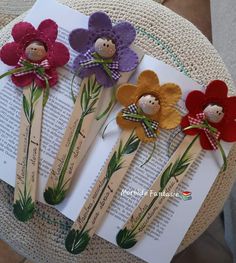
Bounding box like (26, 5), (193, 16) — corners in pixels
(0, 1), (233, 263)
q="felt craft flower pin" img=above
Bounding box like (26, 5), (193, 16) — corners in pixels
(69, 11), (138, 87)
(44, 11), (140, 206)
(0, 19), (69, 222)
(181, 80), (236, 150)
(116, 80), (236, 250)
(1, 19), (69, 88)
(116, 70), (182, 142)
(64, 70), (182, 255)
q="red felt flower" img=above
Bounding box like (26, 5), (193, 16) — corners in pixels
(0, 19), (69, 88)
(181, 80), (236, 150)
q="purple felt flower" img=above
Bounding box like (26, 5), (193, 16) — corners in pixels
(69, 12), (138, 87)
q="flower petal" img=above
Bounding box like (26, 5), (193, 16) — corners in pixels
(38, 19), (58, 43)
(0, 42), (21, 66)
(116, 84), (136, 106)
(94, 67), (116, 87)
(137, 70), (159, 87)
(158, 106), (181, 129)
(88, 12), (112, 31)
(118, 48), (138, 72)
(181, 115), (199, 136)
(73, 54), (114, 87)
(225, 96), (236, 119)
(11, 73), (34, 87)
(220, 119), (236, 142)
(12, 22), (36, 43)
(116, 112), (139, 130)
(113, 22), (136, 47)
(48, 42), (69, 67)
(185, 90), (205, 113)
(135, 125), (157, 142)
(159, 83), (182, 106)
(69, 29), (90, 53)
(205, 80), (228, 99)
(199, 132), (214, 150)
(35, 69), (58, 88)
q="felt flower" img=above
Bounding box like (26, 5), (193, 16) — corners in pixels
(116, 70), (182, 142)
(69, 11), (138, 87)
(0, 19), (69, 88)
(181, 80), (236, 150)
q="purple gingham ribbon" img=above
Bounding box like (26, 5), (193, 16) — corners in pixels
(79, 49), (121, 81)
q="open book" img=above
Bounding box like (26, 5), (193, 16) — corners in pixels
(0, 0), (232, 262)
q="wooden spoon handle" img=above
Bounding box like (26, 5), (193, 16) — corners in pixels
(14, 84), (44, 222)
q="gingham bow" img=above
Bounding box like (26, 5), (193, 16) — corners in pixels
(122, 104), (159, 138)
(80, 49), (121, 81)
(188, 112), (220, 150)
(14, 57), (51, 81)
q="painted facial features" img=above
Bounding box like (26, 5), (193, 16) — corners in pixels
(203, 104), (224, 123)
(94, 38), (116, 59)
(25, 41), (47, 62)
(137, 94), (160, 115)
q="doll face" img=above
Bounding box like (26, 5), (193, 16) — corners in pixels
(203, 104), (224, 123)
(25, 41), (47, 62)
(94, 38), (116, 59)
(137, 94), (160, 115)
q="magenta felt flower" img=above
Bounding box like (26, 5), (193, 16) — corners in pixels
(69, 12), (139, 87)
(0, 19), (69, 88)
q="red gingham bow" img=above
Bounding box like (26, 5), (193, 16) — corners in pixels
(188, 112), (220, 150)
(14, 57), (51, 80)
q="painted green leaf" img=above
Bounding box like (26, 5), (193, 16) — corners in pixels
(65, 229), (90, 254)
(123, 139), (140, 154)
(23, 94), (30, 122)
(116, 227), (137, 249)
(80, 83), (87, 112)
(43, 86), (50, 107)
(160, 163), (173, 189)
(174, 164), (190, 176)
(33, 87), (43, 104)
(106, 151), (118, 179)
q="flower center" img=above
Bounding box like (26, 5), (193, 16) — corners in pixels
(25, 41), (47, 62)
(137, 94), (160, 115)
(94, 38), (116, 59)
(203, 103), (224, 123)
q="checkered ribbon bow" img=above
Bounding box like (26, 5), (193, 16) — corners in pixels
(80, 49), (121, 81)
(14, 57), (51, 81)
(122, 104), (159, 138)
(188, 112), (220, 150)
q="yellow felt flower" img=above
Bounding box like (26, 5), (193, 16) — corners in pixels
(116, 70), (182, 142)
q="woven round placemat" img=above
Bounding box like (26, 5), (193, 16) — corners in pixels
(0, 0), (236, 262)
